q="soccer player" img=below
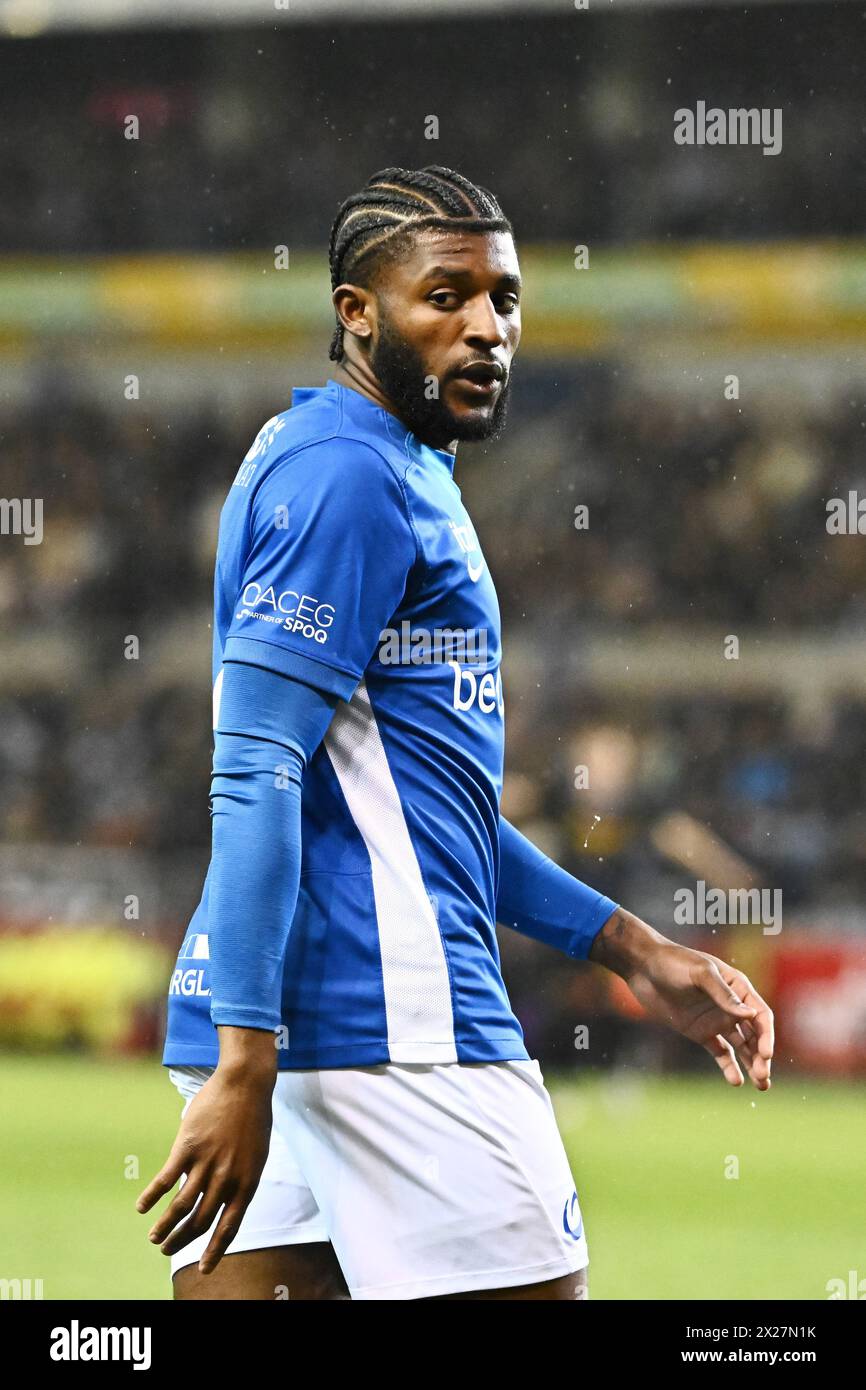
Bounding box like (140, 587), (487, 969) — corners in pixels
(139, 165), (774, 1301)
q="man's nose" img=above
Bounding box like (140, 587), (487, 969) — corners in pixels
(465, 295), (508, 347)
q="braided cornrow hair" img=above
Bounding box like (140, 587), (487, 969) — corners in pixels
(327, 165), (513, 362)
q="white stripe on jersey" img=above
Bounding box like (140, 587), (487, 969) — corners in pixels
(324, 679), (458, 1062)
(212, 668), (225, 728)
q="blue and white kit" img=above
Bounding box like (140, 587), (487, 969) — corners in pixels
(162, 379), (618, 1296)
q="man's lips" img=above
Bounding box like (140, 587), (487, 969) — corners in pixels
(450, 362), (506, 397)
(453, 377), (499, 398)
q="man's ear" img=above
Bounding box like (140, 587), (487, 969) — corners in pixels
(332, 283), (375, 350)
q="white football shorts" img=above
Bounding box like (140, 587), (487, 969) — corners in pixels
(167, 1058), (589, 1300)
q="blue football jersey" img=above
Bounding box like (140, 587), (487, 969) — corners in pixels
(163, 379), (529, 1068)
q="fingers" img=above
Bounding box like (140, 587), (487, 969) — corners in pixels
(740, 988), (775, 1064)
(159, 1184), (229, 1258)
(136, 1148), (188, 1216)
(711, 957), (774, 1048)
(703, 1033), (745, 1087)
(198, 1195), (252, 1274)
(718, 965), (775, 1088)
(142, 1168), (255, 1272)
(730, 1015), (772, 1090)
(697, 960), (758, 1022)
(138, 1157), (258, 1272)
(715, 1014), (772, 1091)
(146, 1168), (207, 1247)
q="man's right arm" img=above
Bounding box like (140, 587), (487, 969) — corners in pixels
(137, 658), (339, 1272)
(207, 658), (340, 1035)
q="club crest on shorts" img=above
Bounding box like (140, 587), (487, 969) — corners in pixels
(562, 1189), (583, 1241)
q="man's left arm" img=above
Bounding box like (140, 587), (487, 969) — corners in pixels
(497, 815), (774, 1090)
(496, 814), (619, 960)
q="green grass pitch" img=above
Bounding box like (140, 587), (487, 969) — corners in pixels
(1, 1053), (863, 1300)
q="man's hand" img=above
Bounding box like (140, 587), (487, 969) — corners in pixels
(590, 908), (774, 1090)
(136, 1027), (277, 1274)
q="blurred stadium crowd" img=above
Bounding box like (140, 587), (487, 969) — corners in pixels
(2, 366), (865, 935)
(0, 6), (860, 254)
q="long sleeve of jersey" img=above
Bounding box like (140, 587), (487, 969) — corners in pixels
(207, 659), (340, 1032)
(496, 815), (619, 961)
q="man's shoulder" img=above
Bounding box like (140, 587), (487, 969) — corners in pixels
(238, 389), (413, 496)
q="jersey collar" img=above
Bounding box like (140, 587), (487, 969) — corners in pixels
(319, 379), (458, 478)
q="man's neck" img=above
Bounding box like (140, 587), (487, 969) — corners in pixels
(330, 361), (458, 456)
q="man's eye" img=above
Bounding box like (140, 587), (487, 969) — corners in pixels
(430, 290), (459, 307)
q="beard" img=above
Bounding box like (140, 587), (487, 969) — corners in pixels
(369, 310), (512, 450)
